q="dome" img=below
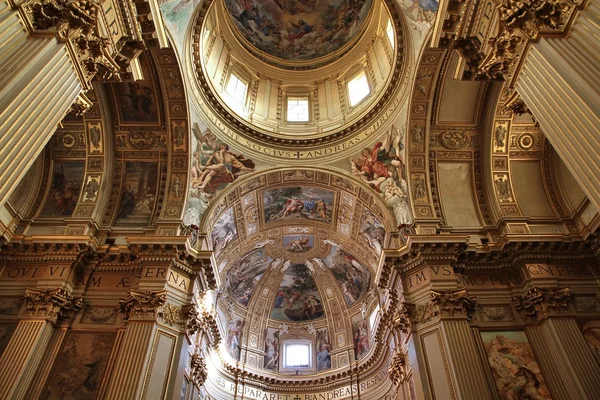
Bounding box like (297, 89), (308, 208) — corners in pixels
(223, 0), (373, 63)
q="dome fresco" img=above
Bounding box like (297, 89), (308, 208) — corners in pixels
(224, 0), (373, 61)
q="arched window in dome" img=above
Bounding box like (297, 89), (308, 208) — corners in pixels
(348, 71), (371, 107)
(386, 19), (395, 49)
(225, 72), (248, 106)
(286, 96), (310, 122)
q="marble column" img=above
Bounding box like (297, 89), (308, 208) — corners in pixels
(514, 287), (600, 399)
(515, 2), (600, 208)
(0, 288), (81, 400)
(0, 0), (83, 208)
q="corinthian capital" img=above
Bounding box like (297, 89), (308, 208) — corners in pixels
(118, 290), (167, 322)
(513, 286), (572, 323)
(430, 288), (477, 319)
(23, 288), (82, 324)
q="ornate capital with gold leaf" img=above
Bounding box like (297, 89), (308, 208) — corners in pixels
(16, 0), (120, 89)
(190, 353), (208, 387)
(23, 288), (82, 324)
(388, 351), (407, 386)
(118, 290), (167, 322)
(430, 288), (477, 319)
(513, 286), (572, 323)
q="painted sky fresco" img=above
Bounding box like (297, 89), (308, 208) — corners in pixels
(263, 186), (334, 223)
(224, 0), (372, 61)
(271, 263), (324, 321)
(323, 243), (370, 306)
(225, 248), (273, 306)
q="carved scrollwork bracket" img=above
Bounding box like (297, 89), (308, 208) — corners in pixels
(190, 353), (208, 387)
(388, 351), (407, 386)
(23, 288), (82, 324)
(118, 290), (167, 322)
(513, 286), (572, 323)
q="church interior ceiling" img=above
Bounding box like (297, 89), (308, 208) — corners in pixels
(1, 0), (599, 398)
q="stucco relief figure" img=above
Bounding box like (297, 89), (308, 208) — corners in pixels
(83, 178), (100, 201)
(495, 176), (512, 201)
(495, 124), (507, 148)
(412, 176), (426, 200)
(350, 127), (412, 226)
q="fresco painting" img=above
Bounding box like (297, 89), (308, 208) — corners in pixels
(116, 162), (159, 225)
(115, 55), (158, 123)
(40, 162), (85, 218)
(323, 243), (370, 306)
(271, 263), (324, 322)
(480, 331), (552, 399)
(352, 313), (370, 360)
(211, 207), (238, 256)
(359, 209), (385, 255)
(225, 248), (273, 306)
(350, 126), (412, 228)
(264, 327), (280, 371)
(283, 235), (314, 252)
(41, 331), (116, 400)
(227, 317), (245, 360)
(183, 123), (256, 228)
(224, 0), (373, 61)
(160, 0), (200, 43)
(263, 187), (334, 223)
(316, 328), (331, 372)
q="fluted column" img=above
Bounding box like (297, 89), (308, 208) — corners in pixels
(0, 0), (82, 208)
(103, 290), (167, 399)
(0, 288), (81, 400)
(515, 287), (600, 399)
(515, 2), (600, 208)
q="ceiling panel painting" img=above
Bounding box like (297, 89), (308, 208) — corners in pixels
(225, 248), (273, 306)
(271, 263), (324, 322)
(263, 186), (334, 223)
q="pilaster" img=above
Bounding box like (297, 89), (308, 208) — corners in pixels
(514, 286), (600, 399)
(400, 263), (497, 400)
(0, 288), (81, 400)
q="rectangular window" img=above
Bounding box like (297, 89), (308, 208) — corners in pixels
(287, 97), (310, 122)
(285, 344), (310, 368)
(226, 73), (248, 105)
(386, 19), (395, 49)
(348, 72), (370, 107)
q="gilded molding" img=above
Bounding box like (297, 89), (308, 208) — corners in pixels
(388, 351), (406, 386)
(23, 288), (82, 324)
(513, 286), (572, 323)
